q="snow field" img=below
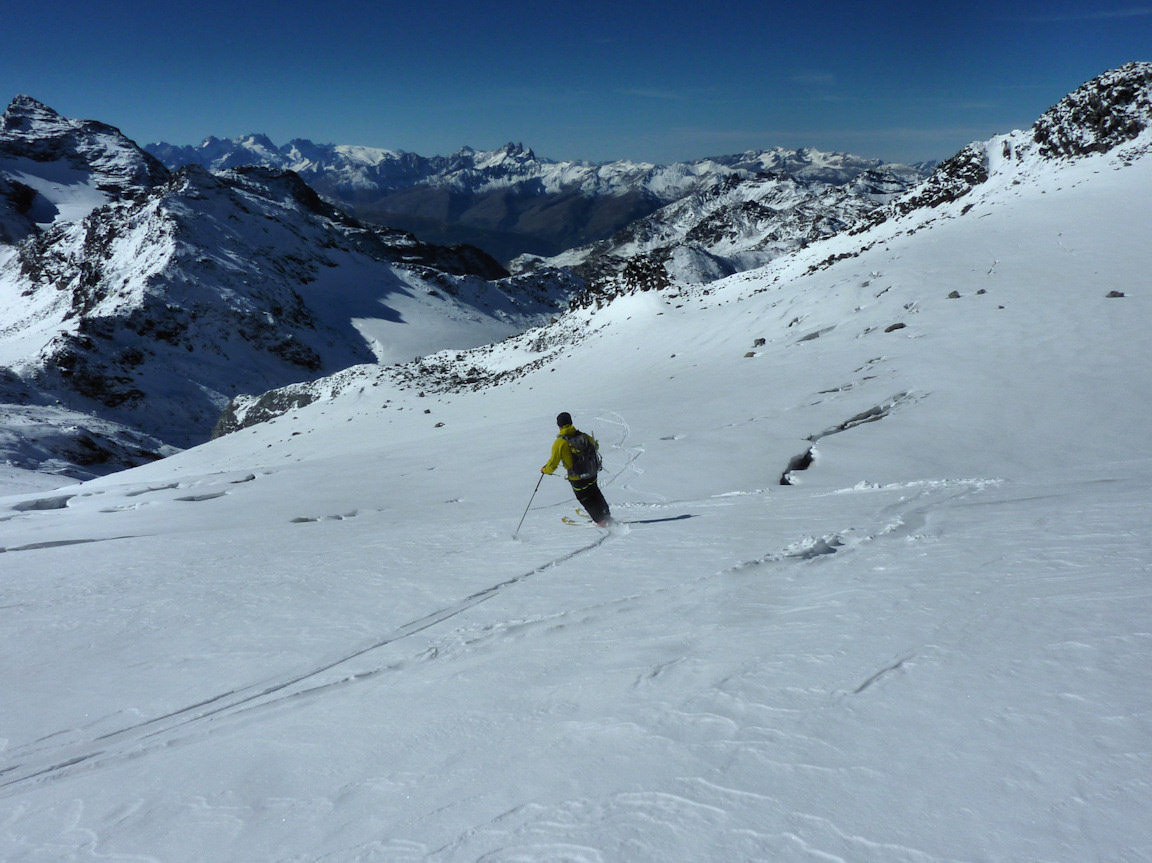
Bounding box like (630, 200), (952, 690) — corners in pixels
(3, 446), (1146, 859)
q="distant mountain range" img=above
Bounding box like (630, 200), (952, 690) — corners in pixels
(146, 137), (932, 265)
(532, 158), (925, 291)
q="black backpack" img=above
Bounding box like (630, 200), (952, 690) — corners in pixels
(563, 431), (602, 480)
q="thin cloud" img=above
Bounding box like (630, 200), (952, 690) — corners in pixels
(1011, 5), (1152, 21)
(790, 71), (837, 87)
(621, 87), (688, 101)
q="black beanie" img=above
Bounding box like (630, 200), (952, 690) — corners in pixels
(556, 412), (572, 427)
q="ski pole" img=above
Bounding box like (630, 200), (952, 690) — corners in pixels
(513, 473), (545, 538)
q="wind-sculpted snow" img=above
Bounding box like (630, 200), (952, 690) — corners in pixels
(0, 497), (610, 792)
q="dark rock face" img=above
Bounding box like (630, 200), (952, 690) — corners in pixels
(1033, 62), (1152, 158)
(888, 145), (990, 216)
(0, 175), (38, 243)
(212, 388), (318, 438)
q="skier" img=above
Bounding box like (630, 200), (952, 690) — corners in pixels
(541, 412), (612, 526)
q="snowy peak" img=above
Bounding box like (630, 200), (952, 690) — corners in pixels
(1033, 61), (1152, 158)
(433, 141), (552, 191)
(1, 95), (169, 192)
(471, 141), (537, 169)
(2, 95), (66, 130)
(1, 96), (170, 234)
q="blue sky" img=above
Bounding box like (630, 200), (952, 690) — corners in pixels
(2, 0), (1150, 165)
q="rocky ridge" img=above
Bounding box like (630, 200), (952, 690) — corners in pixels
(857, 61), (1152, 229)
(528, 161), (924, 305)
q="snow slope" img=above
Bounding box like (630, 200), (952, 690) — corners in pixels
(1, 73), (1151, 861)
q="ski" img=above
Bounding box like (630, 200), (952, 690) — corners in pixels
(563, 510), (609, 528)
(563, 512), (693, 527)
(620, 514), (694, 525)
(563, 514), (605, 527)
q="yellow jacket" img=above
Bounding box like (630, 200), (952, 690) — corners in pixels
(541, 424), (598, 480)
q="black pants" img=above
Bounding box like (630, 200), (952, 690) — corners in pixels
(571, 478), (611, 524)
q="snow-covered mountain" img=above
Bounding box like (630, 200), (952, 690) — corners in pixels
(0, 94), (168, 244)
(523, 157), (923, 292)
(2, 63), (1149, 863)
(150, 136), (912, 199)
(0, 98), (579, 476)
(148, 135), (926, 263)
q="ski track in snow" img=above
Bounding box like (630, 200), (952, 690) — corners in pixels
(594, 410), (650, 497)
(0, 527), (614, 797)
